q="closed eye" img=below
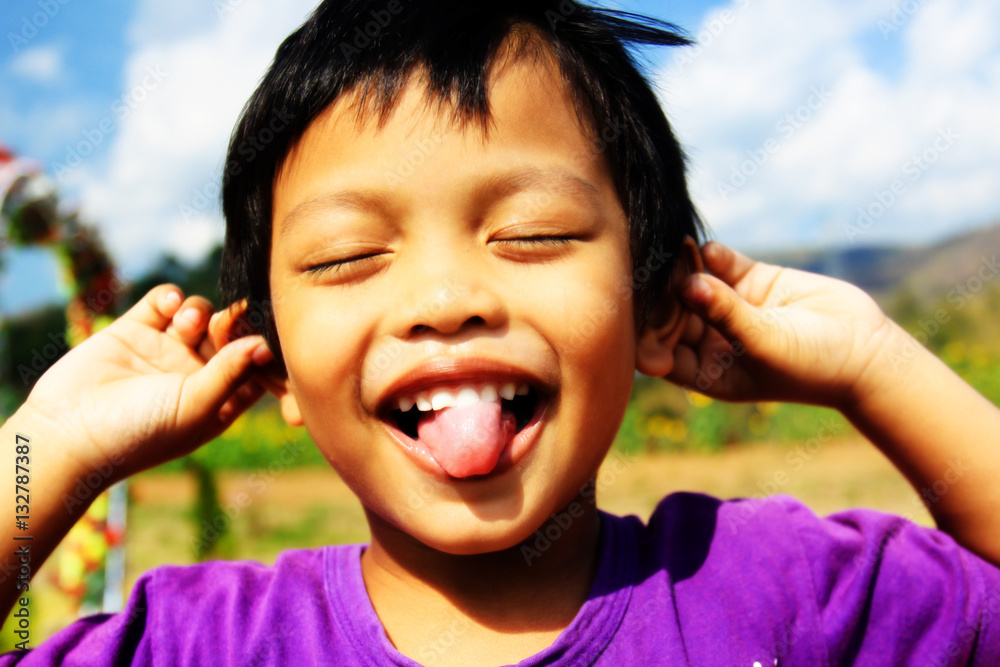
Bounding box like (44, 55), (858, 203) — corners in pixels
(306, 253), (384, 277)
(495, 236), (575, 248)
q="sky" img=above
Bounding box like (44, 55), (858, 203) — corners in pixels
(1, 0), (999, 315)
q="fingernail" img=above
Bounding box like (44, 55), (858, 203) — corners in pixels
(163, 291), (181, 309)
(180, 308), (201, 325)
(251, 340), (273, 366)
(684, 276), (712, 304)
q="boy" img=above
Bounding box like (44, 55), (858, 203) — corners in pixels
(3, 0), (1000, 664)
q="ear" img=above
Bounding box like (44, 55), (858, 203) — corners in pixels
(210, 299), (304, 427)
(635, 237), (701, 378)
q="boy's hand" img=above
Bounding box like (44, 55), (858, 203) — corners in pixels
(667, 241), (892, 408)
(16, 284), (275, 485)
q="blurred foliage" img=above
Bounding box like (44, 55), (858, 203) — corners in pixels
(615, 375), (849, 454)
(122, 246), (224, 311)
(151, 397), (328, 472)
(1, 304), (67, 403)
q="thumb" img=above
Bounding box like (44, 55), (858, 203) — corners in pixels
(180, 335), (271, 425)
(682, 274), (767, 348)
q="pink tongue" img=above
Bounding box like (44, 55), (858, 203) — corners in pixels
(416, 401), (516, 478)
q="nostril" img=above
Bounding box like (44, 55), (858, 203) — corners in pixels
(410, 316), (485, 337)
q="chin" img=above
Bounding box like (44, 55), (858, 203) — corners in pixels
(394, 499), (555, 557)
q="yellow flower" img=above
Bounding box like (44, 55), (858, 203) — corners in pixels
(646, 416), (688, 442)
(685, 390), (714, 408)
(756, 402), (780, 417)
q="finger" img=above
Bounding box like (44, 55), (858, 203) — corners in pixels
(119, 284), (185, 331)
(216, 380), (268, 427)
(681, 273), (763, 348)
(178, 335), (271, 427)
(165, 296), (215, 348)
(664, 344), (700, 387)
(679, 309), (705, 346)
(701, 241), (758, 287)
(209, 300), (252, 352)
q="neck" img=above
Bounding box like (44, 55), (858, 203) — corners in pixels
(359, 490), (602, 663)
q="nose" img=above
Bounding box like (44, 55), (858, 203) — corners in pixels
(395, 253), (508, 340)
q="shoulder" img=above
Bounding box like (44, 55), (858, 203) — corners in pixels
(632, 491), (813, 579)
(0, 545), (360, 666)
(143, 544), (330, 601)
(139, 545), (345, 641)
(600, 493), (830, 664)
(625, 492), (1000, 665)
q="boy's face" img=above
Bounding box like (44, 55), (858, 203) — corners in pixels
(268, 50), (664, 554)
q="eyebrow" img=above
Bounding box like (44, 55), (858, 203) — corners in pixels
(277, 166), (601, 240)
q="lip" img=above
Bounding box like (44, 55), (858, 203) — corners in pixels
(372, 356), (556, 480)
(373, 357), (554, 416)
(379, 391), (549, 481)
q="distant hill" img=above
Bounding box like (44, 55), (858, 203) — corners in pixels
(755, 221), (1000, 303)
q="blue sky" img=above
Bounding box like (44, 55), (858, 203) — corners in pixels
(1, 0), (999, 316)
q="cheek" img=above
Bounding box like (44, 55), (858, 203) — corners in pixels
(540, 247), (636, 369)
(533, 245), (636, 436)
(274, 291), (369, 427)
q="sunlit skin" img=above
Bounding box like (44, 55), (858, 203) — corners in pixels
(262, 44), (684, 661)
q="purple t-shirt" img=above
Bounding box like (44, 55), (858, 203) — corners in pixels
(3, 492), (999, 665)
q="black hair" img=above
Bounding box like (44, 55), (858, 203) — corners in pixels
(220, 0), (705, 371)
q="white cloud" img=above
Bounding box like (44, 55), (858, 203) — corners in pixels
(9, 45), (63, 82)
(658, 0), (1000, 253)
(76, 0), (319, 277)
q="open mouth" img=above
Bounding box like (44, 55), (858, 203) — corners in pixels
(377, 381), (547, 479)
(390, 384), (540, 439)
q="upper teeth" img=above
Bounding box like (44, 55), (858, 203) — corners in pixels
(396, 382), (530, 412)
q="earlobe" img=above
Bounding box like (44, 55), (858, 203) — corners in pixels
(277, 385), (304, 427)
